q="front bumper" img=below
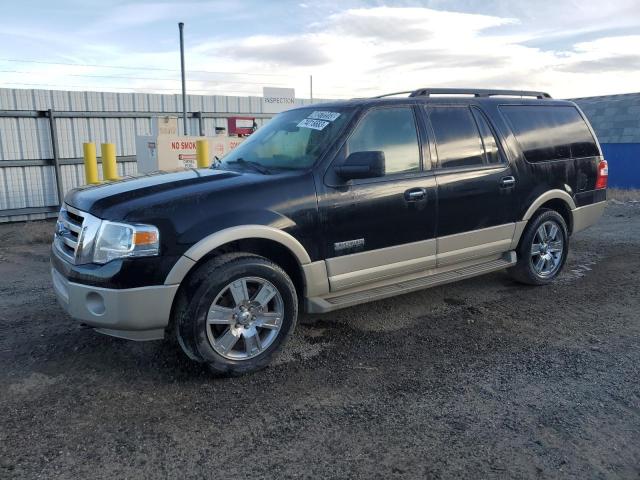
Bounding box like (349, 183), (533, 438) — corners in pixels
(52, 267), (179, 341)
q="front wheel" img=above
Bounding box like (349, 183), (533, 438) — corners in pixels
(509, 209), (569, 285)
(174, 253), (298, 375)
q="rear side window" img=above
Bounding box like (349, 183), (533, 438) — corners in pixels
(500, 105), (599, 162)
(429, 107), (484, 168)
(471, 108), (501, 164)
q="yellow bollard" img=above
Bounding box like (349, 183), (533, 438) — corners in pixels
(196, 139), (210, 168)
(83, 142), (99, 184)
(101, 143), (119, 181)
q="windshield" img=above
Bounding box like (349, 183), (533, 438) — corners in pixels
(218, 106), (353, 171)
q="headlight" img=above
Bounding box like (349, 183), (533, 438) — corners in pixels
(93, 221), (160, 264)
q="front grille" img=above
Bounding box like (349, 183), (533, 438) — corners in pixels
(54, 205), (86, 263)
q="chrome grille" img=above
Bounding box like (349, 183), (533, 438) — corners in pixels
(54, 206), (85, 262)
(53, 205), (102, 265)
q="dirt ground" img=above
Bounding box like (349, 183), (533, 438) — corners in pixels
(1, 200), (639, 479)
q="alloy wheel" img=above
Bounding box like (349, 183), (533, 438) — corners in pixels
(530, 220), (564, 278)
(206, 276), (284, 360)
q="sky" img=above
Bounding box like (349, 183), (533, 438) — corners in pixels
(0, 0), (639, 99)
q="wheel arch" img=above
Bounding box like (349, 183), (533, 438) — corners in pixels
(522, 189), (576, 233)
(165, 225), (311, 287)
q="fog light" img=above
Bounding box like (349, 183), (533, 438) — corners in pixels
(86, 291), (106, 316)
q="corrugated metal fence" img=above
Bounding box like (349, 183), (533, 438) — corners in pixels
(0, 88), (330, 222)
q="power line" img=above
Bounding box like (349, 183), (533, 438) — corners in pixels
(0, 69), (289, 87)
(0, 58), (294, 77)
(0, 82), (267, 96)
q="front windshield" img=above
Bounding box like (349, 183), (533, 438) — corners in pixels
(219, 106), (353, 171)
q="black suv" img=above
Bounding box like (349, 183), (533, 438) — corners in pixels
(51, 88), (608, 374)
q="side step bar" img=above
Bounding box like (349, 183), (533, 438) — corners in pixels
(306, 252), (516, 313)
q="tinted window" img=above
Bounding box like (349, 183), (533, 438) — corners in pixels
(347, 107), (420, 175)
(500, 105), (599, 162)
(430, 107), (484, 168)
(472, 108), (501, 164)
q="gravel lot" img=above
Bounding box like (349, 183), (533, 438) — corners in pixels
(1, 201), (639, 479)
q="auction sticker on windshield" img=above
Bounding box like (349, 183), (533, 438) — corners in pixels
(308, 111), (341, 121)
(297, 118), (329, 130)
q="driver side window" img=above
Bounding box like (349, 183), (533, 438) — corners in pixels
(346, 107), (420, 175)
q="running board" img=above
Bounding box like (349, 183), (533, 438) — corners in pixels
(306, 251), (516, 313)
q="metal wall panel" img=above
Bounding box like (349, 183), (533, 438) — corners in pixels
(162, 95), (177, 112)
(51, 90), (70, 111)
(17, 118), (39, 160)
(88, 118), (107, 147)
(227, 96), (240, 113)
(133, 93), (148, 111)
(119, 118), (136, 155)
(69, 91), (87, 111)
(105, 118), (122, 154)
(118, 93), (135, 111)
(135, 118), (152, 136)
(0, 89), (15, 109)
(148, 94), (163, 111)
(215, 96), (227, 112)
(15, 89), (34, 109)
(3, 167), (27, 208)
(86, 91), (103, 111)
(32, 89), (51, 110)
(103, 92), (119, 111)
(188, 95), (203, 112)
(36, 117), (53, 159)
(56, 118), (76, 158)
(0, 166), (8, 210)
(0, 118), (21, 160)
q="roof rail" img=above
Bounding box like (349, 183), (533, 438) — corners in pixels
(409, 88), (552, 99)
(372, 90), (415, 99)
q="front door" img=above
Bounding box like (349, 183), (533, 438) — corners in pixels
(318, 105), (437, 291)
(426, 105), (518, 267)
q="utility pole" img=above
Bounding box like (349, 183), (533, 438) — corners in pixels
(310, 75), (313, 101)
(178, 22), (188, 135)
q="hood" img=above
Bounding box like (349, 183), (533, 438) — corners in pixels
(64, 168), (272, 220)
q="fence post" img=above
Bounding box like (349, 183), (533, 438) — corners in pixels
(83, 143), (99, 184)
(196, 111), (204, 136)
(196, 139), (209, 168)
(47, 109), (64, 206)
(101, 143), (119, 181)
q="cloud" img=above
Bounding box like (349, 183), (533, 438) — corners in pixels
(222, 36), (330, 67)
(2, 3), (640, 99)
(325, 7), (515, 43)
(374, 49), (508, 69)
(559, 55), (640, 73)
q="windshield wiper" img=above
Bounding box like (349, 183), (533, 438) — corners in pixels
(225, 158), (272, 175)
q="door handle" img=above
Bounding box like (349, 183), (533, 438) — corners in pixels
(500, 176), (516, 188)
(405, 188), (427, 202)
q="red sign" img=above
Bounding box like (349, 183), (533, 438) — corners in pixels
(170, 141), (197, 150)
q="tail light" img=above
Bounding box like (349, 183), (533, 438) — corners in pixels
(595, 159), (608, 189)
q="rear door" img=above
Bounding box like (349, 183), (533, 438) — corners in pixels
(426, 105), (518, 267)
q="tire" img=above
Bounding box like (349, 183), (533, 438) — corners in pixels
(508, 209), (569, 286)
(173, 253), (298, 375)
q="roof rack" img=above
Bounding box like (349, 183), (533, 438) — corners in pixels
(372, 91), (415, 99)
(409, 88), (552, 99)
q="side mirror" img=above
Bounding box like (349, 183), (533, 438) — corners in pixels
(335, 151), (385, 180)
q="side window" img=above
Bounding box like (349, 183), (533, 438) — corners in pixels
(430, 107), (484, 168)
(500, 105), (599, 162)
(347, 107), (420, 175)
(472, 108), (501, 164)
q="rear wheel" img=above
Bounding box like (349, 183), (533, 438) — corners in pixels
(174, 253), (298, 375)
(509, 209), (569, 285)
